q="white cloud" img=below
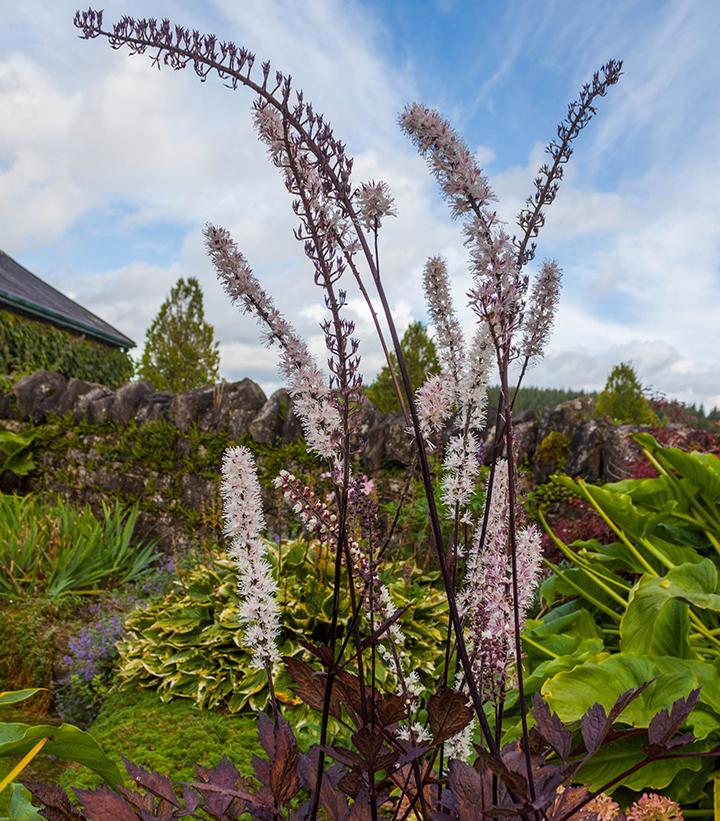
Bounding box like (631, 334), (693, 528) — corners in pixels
(0, 0), (717, 410)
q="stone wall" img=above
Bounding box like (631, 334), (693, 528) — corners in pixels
(0, 370), (661, 550)
(0, 371), (414, 549)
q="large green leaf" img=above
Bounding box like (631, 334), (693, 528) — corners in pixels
(0, 723), (122, 787)
(621, 560), (720, 657)
(576, 734), (705, 793)
(541, 654), (697, 727)
(621, 582), (690, 658)
(542, 652), (719, 740)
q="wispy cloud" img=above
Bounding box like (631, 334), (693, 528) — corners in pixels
(0, 0), (717, 408)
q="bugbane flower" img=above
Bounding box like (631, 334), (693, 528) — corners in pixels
(400, 103), (495, 217)
(439, 327), (492, 520)
(354, 180), (397, 230)
(206, 225), (343, 465)
(221, 446), (280, 669)
(522, 259), (562, 361)
(422, 256), (465, 383)
(458, 460), (542, 698)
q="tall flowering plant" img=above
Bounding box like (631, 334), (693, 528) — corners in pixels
(70, 11), (704, 819)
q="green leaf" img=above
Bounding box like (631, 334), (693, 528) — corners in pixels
(621, 560), (720, 657)
(0, 691), (43, 708)
(576, 734), (705, 793)
(0, 723), (122, 787)
(621, 582), (690, 658)
(541, 654), (696, 728)
(3, 783), (43, 821)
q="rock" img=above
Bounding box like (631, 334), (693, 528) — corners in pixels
(86, 395), (114, 425)
(55, 378), (98, 416)
(249, 389), (290, 444)
(181, 474), (216, 509)
(602, 424), (646, 481)
(135, 391), (173, 424)
(202, 379), (267, 438)
(566, 419), (608, 481)
(92, 465), (146, 497)
(0, 391), (17, 419)
(513, 418), (539, 467)
(363, 411), (414, 471)
(537, 396), (594, 444)
(281, 396), (304, 444)
(74, 384), (114, 422)
(13, 370), (68, 421)
(111, 381), (153, 425)
(170, 386), (215, 432)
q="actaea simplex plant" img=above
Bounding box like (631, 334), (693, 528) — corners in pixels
(72, 11), (706, 819)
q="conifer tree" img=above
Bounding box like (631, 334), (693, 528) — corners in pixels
(595, 362), (655, 424)
(138, 277), (220, 392)
(366, 321), (440, 412)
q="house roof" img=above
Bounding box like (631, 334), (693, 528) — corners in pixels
(0, 250), (135, 349)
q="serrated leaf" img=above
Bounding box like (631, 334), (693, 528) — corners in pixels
(647, 689), (701, 748)
(74, 788), (137, 821)
(531, 694), (572, 761)
(283, 656), (341, 719)
(269, 717), (300, 805)
(427, 688), (473, 745)
(580, 702), (607, 755)
(21, 782), (82, 820)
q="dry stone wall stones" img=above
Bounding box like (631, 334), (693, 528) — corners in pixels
(110, 381), (153, 425)
(249, 389), (290, 444)
(13, 370), (68, 421)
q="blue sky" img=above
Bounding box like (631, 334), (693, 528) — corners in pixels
(1, 0), (719, 407)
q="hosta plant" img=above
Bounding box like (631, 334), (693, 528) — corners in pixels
(59, 7), (708, 818)
(117, 541), (448, 717)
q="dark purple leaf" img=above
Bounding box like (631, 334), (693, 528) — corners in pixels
(347, 788), (373, 821)
(580, 702), (608, 755)
(194, 756), (248, 818)
(74, 788), (139, 821)
(582, 682), (654, 755)
(22, 782), (82, 821)
(337, 769), (362, 797)
(252, 753), (271, 786)
(446, 760), (487, 821)
(284, 655), (342, 720)
(608, 682), (652, 724)
(257, 711), (276, 759)
(180, 786), (201, 815)
(376, 693), (406, 727)
(473, 747), (529, 801)
(664, 731), (695, 750)
(270, 716), (301, 805)
(427, 688), (473, 745)
(350, 726), (384, 769)
(395, 744), (428, 768)
(116, 786), (154, 815)
(320, 744), (363, 769)
(123, 758), (180, 807)
(532, 694), (572, 761)
(298, 749), (350, 820)
(648, 689), (701, 748)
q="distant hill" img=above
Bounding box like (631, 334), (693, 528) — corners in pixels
(485, 385), (594, 417)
